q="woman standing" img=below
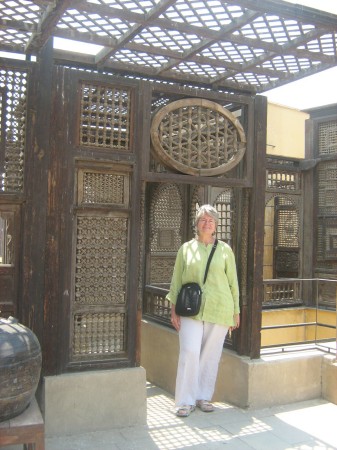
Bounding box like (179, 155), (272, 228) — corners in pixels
(166, 204), (240, 417)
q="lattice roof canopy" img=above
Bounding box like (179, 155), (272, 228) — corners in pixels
(1, 0), (337, 93)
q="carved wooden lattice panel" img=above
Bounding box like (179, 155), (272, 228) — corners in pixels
(317, 160), (337, 263)
(215, 189), (235, 246)
(275, 250), (299, 274)
(276, 208), (299, 248)
(275, 197), (299, 277)
(318, 120), (337, 156)
(77, 169), (129, 206)
(316, 119), (337, 268)
(151, 98), (246, 176)
(317, 219), (337, 261)
(149, 184), (183, 284)
(79, 83), (131, 150)
(75, 215), (128, 305)
(149, 257), (175, 285)
(73, 312), (125, 358)
(323, 219), (337, 260)
(264, 159), (303, 296)
(189, 187), (202, 234)
(264, 194), (300, 280)
(150, 184), (183, 253)
(318, 161), (337, 216)
(72, 164), (130, 362)
(0, 68), (27, 192)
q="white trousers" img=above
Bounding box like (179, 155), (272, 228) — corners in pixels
(175, 317), (228, 407)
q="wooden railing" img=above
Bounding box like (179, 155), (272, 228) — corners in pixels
(145, 279), (336, 321)
(144, 279), (336, 354)
(144, 279), (305, 325)
(263, 278), (337, 310)
(263, 279), (302, 308)
(143, 285), (171, 326)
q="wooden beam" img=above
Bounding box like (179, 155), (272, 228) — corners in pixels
(0, 18), (36, 33)
(25, 0), (75, 53)
(76, 1), (144, 23)
(156, 10), (259, 74)
(256, 61), (334, 92)
(49, 11), (334, 67)
(229, 0), (337, 29)
(212, 28), (331, 85)
(52, 27), (287, 79)
(52, 48), (257, 94)
(95, 0), (177, 66)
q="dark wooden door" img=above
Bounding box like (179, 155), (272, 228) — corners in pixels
(49, 69), (143, 373)
(19, 63), (144, 375)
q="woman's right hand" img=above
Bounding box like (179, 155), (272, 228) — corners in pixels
(171, 305), (181, 331)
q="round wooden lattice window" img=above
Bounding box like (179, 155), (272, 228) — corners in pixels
(151, 98), (246, 176)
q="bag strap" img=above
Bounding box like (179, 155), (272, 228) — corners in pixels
(203, 239), (218, 284)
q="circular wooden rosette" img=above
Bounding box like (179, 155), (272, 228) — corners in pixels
(151, 98), (246, 176)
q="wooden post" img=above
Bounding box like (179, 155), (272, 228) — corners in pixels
(21, 39), (53, 363)
(247, 94), (267, 359)
(302, 118), (314, 304)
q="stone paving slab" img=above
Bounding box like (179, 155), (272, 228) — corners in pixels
(2, 384), (337, 450)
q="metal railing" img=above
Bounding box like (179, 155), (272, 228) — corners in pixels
(261, 278), (337, 355)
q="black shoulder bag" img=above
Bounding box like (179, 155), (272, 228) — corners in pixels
(175, 239), (218, 317)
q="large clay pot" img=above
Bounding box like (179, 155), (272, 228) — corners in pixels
(0, 316), (42, 421)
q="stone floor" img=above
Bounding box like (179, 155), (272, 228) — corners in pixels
(3, 382), (337, 450)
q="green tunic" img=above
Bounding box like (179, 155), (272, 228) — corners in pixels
(166, 238), (240, 327)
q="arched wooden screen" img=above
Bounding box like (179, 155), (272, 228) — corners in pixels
(148, 184), (184, 285)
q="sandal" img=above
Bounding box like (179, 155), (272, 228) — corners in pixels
(196, 400), (215, 412)
(176, 405), (195, 417)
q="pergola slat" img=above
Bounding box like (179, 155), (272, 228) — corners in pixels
(0, 0), (336, 93)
